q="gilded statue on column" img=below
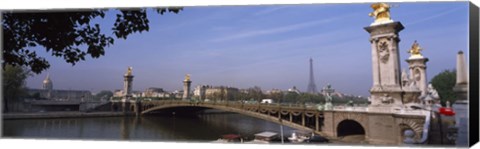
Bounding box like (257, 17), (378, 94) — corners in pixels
(185, 74), (190, 81)
(408, 40), (423, 57)
(369, 3), (392, 23)
(127, 67), (132, 75)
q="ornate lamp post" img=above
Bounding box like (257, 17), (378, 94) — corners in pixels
(322, 84), (335, 110)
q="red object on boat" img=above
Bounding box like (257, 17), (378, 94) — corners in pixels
(221, 134), (241, 140)
(439, 107), (455, 116)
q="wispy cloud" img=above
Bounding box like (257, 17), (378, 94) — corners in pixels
(210, 13), (356, 43)
(252, 6), (290, 16)
(198, 30), (364, 72)
(154, 11), (227, 33)
(405, 7), (462, 26)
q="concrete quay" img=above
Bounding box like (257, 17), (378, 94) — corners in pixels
(2, 111), (128, 120)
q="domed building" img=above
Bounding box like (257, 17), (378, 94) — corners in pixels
(27, 74), (93, 101)
(42, 74), (53, 90)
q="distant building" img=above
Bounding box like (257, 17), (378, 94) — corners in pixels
(27, 74), (93, 101)
(172, 90), (183, 99)
(113, 89), (124, 98)
(239, 89), (249, 94)
(113, 89), (145, 99)
(142, 87), (170, 98)
(287, 86), (301, 94)
(266, 89), (283, 95)
(27, 89), (93, 101)
(198, 85), (239, 101)
(320, 84), (344, 98)
(43, 74), (53, 91)
(333, 92), (344, 98)
(265, 89), (284, 102)
(193, 85), (207, 100)
(131, 91), (142, 98)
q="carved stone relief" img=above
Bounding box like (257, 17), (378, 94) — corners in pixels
(378, 41), (390, 63)
(414, 69), (421, 82)
(397, 118), (425, 140)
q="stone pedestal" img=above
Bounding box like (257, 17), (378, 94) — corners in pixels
(183, 80), (192, 100)
(124, 75), (134, 97)
(122, 68), (134, 113)
(406, 56), (429, 94)
(134, 100), (141, 116)
(322, 84), (335, 110)
(324, 102), (333, 110)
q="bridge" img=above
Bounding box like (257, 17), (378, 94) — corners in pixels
(111, 99), (427, 145)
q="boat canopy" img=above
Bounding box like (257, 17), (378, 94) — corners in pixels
(221, 134), (241, 140)
(254, 131), (278, 138)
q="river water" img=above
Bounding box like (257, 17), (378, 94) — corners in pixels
(2, 110), (296, 143)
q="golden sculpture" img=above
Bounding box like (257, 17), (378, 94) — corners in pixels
(127, 67), (132, 75)
(369, 3), (392, 23)
(408, 40), (423, 57)
(185, 74), (190, 81)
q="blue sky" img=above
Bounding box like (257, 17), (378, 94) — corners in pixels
(25, 2), (469, 96)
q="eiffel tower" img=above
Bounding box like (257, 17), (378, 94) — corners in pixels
(307, 58), (318, 94)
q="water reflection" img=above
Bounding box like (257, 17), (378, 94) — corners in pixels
(3, 111), (295, 142)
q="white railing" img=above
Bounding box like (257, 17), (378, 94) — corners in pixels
(142, 100), (317, 110)
(332, 106), (369, 112)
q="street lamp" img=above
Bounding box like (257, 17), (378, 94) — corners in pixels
(279, 118), (284, 144)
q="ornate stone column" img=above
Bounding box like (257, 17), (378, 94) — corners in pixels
(123, 67), (134, 100)
(365, 21), (405, 109)
(453, 51), (468, 100)
(405, 41), (428, 92)
(452, 51), (468, 146)
(182, 74), (192, 100)
(404, 41), (428, 105)
(123, 67), (134, 113)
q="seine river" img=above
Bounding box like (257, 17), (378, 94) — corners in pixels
(3, 110), (296, 142)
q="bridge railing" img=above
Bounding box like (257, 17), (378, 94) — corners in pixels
(332, 106), (369, 111)
(142, 99), (319, 111)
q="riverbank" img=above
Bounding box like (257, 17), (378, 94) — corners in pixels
(3, 111), (128, 120)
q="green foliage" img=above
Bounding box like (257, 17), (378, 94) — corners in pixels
(2, 65), (31, 112)
(233, 92), (248, 101)
(31, 92), (41, 99)
(430, 69), (457, 105)
(298, 93), (324, 104)
(284, 92), (299, 103)
(331, 95), (368, 105)
(206, 92), (221, 101)
(2, 8), (182, 74)
(246, 86), (265, 101)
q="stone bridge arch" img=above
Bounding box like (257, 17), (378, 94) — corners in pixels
(337, 120), (365, 137)
(332, 112), (369, 138)
(141, 103), (318, 133)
